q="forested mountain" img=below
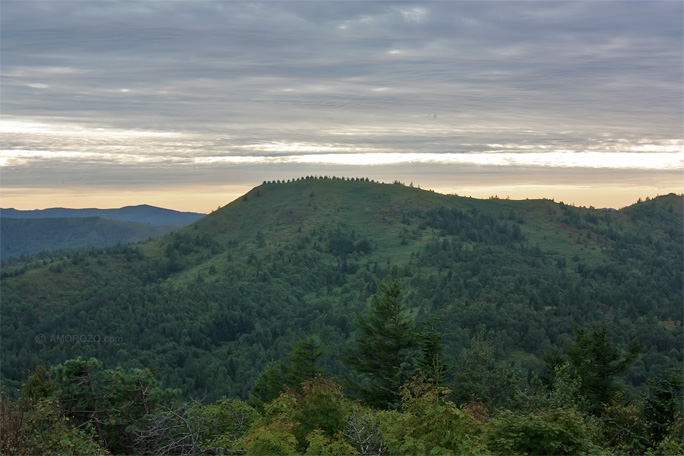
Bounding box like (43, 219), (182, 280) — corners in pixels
(0, 217), (181, 259)
(2, 177), (682, 404)
(0, 204), (205, 225)
(1, 205), (205, 259)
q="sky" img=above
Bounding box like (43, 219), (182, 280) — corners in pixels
(1, 0), (682, 213)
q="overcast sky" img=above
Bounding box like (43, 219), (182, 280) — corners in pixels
(1, 1), (682, 212)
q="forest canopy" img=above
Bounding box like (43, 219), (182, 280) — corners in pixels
(1, 178), (682, 454)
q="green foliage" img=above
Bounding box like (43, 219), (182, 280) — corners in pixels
(241, 377), (353, 454)
(529, 363), (589, 412)
(3, 345), (681, 455)
(646, 417), (683, 456)
(0, 216), (178, 259)
(486, 408), (603, 455)
(255, 230), (266, 248)
(284, 335), (327, 390)
(193, 399), (259, 451)
(251, 361), (290, 408)
(545, 326), (642, 415)
(600, 398), (649, 455)
(344, 275), (419, 409)
(240, 419), (299, 455)
(644, 367), (683, 447)
(251, 335), (327, 408)
(380, 378), (489, 455)
(19, 365), (54, 407)
(416, 317), (452, 386)
(0, 397), (107, 456)
(304, 429), (357, 455)
(51, 356), (175, 454)
(293, 377), (352, 446)
(451, 333), (519, 410)
(1, 181), (681, 409)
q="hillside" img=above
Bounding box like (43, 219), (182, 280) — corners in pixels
(0, 217), (182, 259)
(0, 204), (205, 225)
(1, 177), (681, 400)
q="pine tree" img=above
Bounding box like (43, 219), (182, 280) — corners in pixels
(344, 275), (418, 409)
(416, 317), (452, 386)
(284, 335), (326, 387)
(450, 332), (517, 410)
(644, 367), (683, 446)
(545, 326), (641, 415)
(250, 335), (326, 408)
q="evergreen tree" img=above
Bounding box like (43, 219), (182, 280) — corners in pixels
(644, 367), (683, 447)
(250, 361), (288, 408)
(545, 326), (641, 415)
(344, 275), (418, 409)
(451, 332), (517, 410)
(19, 365), (54, 407)
(416, 317), (452, 385)
(52, 357), (108, 446)
(284, 334), (326, 387)
(50, 357), (174, 454)
(250, 335), (326, 408)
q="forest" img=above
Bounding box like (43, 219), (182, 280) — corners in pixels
(0, 217), (181, 260)
(0, 204), (204, 259)
(1, 177), (682, 454)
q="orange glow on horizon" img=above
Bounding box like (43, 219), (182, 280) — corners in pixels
(2, 182), (681, 213)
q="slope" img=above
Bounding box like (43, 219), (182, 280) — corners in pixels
(0, 204), (205, 225)
(1, 177), (681, 399)
(0, 217), (181, 259)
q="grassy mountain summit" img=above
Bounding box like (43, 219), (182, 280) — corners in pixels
(2, 177), (681, 399)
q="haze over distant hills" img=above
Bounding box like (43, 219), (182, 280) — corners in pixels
(0, 205), (206, 259)
(0, 204), (205, 225)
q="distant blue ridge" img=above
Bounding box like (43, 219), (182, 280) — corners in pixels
(0, 204), (205, 225)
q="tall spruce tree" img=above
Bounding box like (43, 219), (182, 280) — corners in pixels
(545, 326), (641, 415)
(416, 317), (452, 386)
(250, 335), (326, 407)
(284, 334), (326, 387)
(344, 275), (418, 409)
(644, 367), (683, 446)
(451, 332), (517, 410)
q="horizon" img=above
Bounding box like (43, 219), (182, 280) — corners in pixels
(2, 2), (682, 213)
(2, 177), (681, 214)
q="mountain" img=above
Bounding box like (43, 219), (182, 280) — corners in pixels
(0, 217), (182, 260)
(0, 204), (205, 225)
(0, 204), (206, 260)
(1, 177), (681, 400)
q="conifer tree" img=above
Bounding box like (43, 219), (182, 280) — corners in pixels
(451, 332), (517, 410)
(545, 326), (641, 415)
(644, 367), (683, 446)
(284, 334), (326, 387)
(416, 317), (452, 386)
(250, 335), (326, 407)
(344, 275), (418, 409)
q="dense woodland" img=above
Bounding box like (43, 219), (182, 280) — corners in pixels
(0, 217), (182, 259)
(1, 177), (682, 454)
(0, 205), (204, 259)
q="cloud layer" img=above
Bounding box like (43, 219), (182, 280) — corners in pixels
(1, 1), (682, 211)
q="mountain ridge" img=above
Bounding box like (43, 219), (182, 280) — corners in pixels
(2, 178), (681, 400)
(0, 204), (205, 225)
(0, 217), (183, 260)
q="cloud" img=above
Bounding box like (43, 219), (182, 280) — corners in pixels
(1, 1), (681, 211)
